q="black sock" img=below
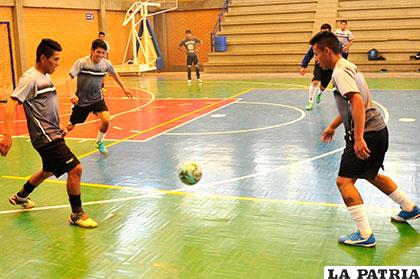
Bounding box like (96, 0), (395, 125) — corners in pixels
(17, 181), (36, 198)
(196, 68), (200, 79)
(187, 68), (192, 80)
(69, 195), (83, 214)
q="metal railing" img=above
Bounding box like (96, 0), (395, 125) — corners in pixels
(211, 0), (229, 52)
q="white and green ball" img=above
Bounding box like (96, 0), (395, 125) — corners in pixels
(178, 161), (202, 185)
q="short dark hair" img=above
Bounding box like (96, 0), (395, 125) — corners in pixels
(98, 31), (105, 36)
(91, 39), (107, 51)
(320, 23), (332, 31)
(36, 39), (62, 63)
(340, 20), (347, 24)
(185, 30), (192, 34)
(309, 31), (340, 54)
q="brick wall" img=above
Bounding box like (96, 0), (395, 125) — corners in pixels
(166, 9), (219, 71)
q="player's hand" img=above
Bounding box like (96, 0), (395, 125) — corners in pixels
(60, 124), (68, 137)
(321, 127), (335, 143)
(354, 139), (371, 160)
(70, 95), (79, 105)
(299, 67), (306, 76)
(124, 89), (133, 99)
(0, 134), (12, 156)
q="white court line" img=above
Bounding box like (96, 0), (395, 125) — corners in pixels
(166, 101), (306, 136)
(140, 98), (242, 142)
(112, 126), (123, 130)
(176, 100), (390, 191)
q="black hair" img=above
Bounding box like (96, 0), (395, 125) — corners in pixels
(320, 23), (332, 31)
(98, 31), (105, 36)
(36, 39), (62, 62)
(309, 31), (340, 54)
(340, 20), (347, 24)
(185, 30), (192, 34)
(91, 39), (107, 51)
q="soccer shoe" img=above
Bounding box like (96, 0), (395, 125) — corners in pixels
(391, 205), (420, 222)
(69, 212), (98, 228)
(316, 92), (322, 104)
(305, 101), (313, 111)
(96, 141), (109, 154)
(187, 79), (192, 84)
(198, 78), (203, 83)
(338, 230), (376, 247)
(9, 194), (35, 209)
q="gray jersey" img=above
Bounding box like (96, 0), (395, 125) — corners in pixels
(70, 56), (115, 107)
(11, 67), (63, 149)
(179, 37), (202, 56)
(332, 58), (386, 135)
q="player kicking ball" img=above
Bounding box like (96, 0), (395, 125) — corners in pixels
(66, 39), (132, 154)
(0, 39), (97, 228)
(311, 31), (419, 247)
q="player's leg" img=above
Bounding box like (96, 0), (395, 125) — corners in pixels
(67, 163), (97, 228)
(94, 100), (110, 154)
(67, 105), (90, 132)
(186, 56), (193, 83)
(194, 56), (202, 82)
(315, 68), (333, 104)
(9, 170), (53, 209)
(336, 176), (376, 247)
(307, 64), (323, 110)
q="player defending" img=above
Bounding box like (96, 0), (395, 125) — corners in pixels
(66, 39), (132, 154)
(178, 30), (203, 84)
(0, 39), (97, 228)
(310, 31), (419, 247)
(300, 23), (333, 111)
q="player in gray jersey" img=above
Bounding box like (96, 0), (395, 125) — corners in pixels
(66, 39), (132, 154)
(310, 31), (419, 247)
(0, 39), (97, 228)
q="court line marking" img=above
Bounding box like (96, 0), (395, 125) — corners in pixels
(140, 98), (242, 143)
(174, 100), (389, 190)
(166, 101), (306, 136)
(0, 175), (398, 216)
(0, 94), (392, 214)
(76, 88), (255, 159)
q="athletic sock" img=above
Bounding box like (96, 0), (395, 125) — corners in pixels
(69, 194), (83, 214)
(17, 181), (36, 198)
(187, 68), (192, 80)
(96, 131), (106, 143)
(309, 84), (319, 101)
(388, 188), (416, 212)
(196, 68), (200, 79)
(347, 204), (372, 238)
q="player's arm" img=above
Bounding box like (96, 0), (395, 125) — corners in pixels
(66, 75), (78, 105)
(110, 72), (132, 98)
(321, 115), (342, 143)
(299, 46), (314, 75)
(347, 92), (370, 160)
(0, 98), (20, 156)
(178, 41), (185, 53)
(342, 33), (353, 51)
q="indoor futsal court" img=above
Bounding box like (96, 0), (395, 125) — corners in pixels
(1, 0), (420, 278)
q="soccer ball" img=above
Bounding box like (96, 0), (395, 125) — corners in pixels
(178, 161), (202, 185)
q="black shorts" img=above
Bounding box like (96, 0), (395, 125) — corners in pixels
(187, 55), (199, 66)
(313, 63), (333, 89)
(339, 127), (389, 179)
(37, 139), (80, 178)
(70, 99), (108, 125)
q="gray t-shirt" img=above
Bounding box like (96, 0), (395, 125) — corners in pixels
(70, 56), (115, 107)
(11, 67), (63, 149)
(179, 37), (202, 56)
(332, 58), (386, 136)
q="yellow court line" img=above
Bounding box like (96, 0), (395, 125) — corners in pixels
(77, 88), (255, 159)
(2, 175), (396, 212)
